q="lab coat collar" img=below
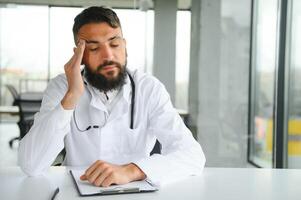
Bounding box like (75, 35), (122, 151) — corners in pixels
(122, 72), (132, 104)
(81, 70), (132, 111)
(82, 75), (107, 112)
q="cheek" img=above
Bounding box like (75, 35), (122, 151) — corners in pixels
(117, 50), (127, 65)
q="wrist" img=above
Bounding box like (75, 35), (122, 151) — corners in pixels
(61, 91), (81, 110)
(124, 163), (146, 181)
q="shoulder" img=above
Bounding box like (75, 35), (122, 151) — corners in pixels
(128, 69), (164, 90)
(48, 73), (67, 88)
(50, 73), (67, 84)
(45, 73), (68, 94)
(128, 69), (169, 100)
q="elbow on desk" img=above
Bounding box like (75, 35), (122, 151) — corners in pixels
(18, 154), (47, 177)
(191, 146), (206, 175)
(200, 152), (206, 172)
(18, 144), (45, 177)
(195, 150), (206, 174)
(19, 165), (44, 177)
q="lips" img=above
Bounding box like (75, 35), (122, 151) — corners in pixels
(96, 61), (121, 72)
(102, 65), (116, 71)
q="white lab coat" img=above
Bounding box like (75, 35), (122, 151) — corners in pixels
(18, 69), (206, 186)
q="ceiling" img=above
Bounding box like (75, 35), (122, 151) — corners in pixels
(0, 0), (191, 10)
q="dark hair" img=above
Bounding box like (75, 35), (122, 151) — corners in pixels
(73, 6), (121, 42)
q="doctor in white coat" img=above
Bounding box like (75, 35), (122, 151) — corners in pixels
(18, 6), (206, 187)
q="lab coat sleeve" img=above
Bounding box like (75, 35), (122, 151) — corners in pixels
(18, 75), (73, 176)
(133, 80), (206, 186)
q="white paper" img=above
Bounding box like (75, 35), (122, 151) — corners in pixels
(70, 169), (157, 195)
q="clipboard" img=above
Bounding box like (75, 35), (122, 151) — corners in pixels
(70, 170), (157, 196)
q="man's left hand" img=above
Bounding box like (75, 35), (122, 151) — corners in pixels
(80, 160), (146, 187)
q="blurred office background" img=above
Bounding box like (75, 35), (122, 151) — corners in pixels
(0, 0), (300, 169)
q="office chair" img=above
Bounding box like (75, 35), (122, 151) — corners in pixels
(6, 84), (42, 148)
(6, 84), (19, 102)
(150, 140), (162, 155)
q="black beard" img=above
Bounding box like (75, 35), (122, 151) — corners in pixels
(84, 61), (127, 92)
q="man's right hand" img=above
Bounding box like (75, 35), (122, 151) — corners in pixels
(61, 39), (86, 110)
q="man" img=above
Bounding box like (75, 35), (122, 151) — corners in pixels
(18, 6), (205, 187)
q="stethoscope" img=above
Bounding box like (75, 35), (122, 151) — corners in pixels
(73, 70), (135, 132)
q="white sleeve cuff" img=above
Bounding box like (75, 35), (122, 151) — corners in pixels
(54, 103), (74, 129)
(133, 154), (165, 187)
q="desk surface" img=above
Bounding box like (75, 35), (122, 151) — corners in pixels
(0, 167), (301, 200)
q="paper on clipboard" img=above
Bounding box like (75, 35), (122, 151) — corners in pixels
(70, 169), (157, 196)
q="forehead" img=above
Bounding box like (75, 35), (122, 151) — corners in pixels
(77, 22), (122, 42)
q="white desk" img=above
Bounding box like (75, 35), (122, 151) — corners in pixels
(0, 167), (301, 200)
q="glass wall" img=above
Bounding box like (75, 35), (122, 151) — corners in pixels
(175, 10), (191, 111)
(0, 5), (49, 106)
(49, 7), (83, 77)
(115, 9), (154, 73)
(249, 0), (278, 168)
(287, 0), (301, 168)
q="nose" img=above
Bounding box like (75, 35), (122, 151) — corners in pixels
(100, 44), (114, 61)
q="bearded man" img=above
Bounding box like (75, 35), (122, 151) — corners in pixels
(18, 6), (205, 187)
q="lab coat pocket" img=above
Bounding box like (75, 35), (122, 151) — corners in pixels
(121, 126), (144, 154)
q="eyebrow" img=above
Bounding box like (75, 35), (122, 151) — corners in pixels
(85, 36), (123, 45)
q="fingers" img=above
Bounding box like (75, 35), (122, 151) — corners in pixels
(86, 167), (103, 184)
(102, 173), (115, 187)
(83, 160), (103, 179)
(80, 161), (136, 187)
(94, 168), (113, 187)
(74, 39), (85, 65)
(61, 39), (86, 109)
(80, 160), (117, 187)
(81, 161), (109, 184)
(80, 174), (86, 180)
(65, 39), (85, 70)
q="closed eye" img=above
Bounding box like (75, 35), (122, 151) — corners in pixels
(89, 48), (99, 52)
(110, 44), (119, 48)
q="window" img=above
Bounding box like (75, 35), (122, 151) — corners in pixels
(287, 0), (301, 168)
(175, 10), (191, 111)
(49, 7), (83, 78)
(0, 5), (154, 108)
(249, 0), (278, 167)
(0, 5), (49, 106)
(115, 9), (154, 73)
